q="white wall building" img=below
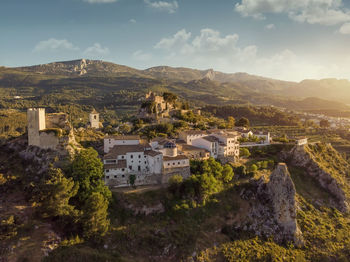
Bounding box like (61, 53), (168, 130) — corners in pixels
(178, 130), (207, 145)
(104, 143), (163, 187)
(104, 136), (190, 187)
(104, 135), (140, 153)
(254, 131), (271, 144)
(192, 136), (219, 158)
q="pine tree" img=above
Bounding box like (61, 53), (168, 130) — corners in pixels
(40, 167), (78, 218)
(82, 192), (110, 239)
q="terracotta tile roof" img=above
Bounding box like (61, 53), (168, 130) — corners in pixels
(202, 136), (219, 142)
(104, 144), (148, 159)
(144, 150), (163, 157)
(105, 135), (140, 140)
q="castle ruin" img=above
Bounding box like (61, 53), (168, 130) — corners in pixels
(27, 108), (77, 156)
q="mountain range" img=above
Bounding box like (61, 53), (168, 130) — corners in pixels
(1, 59), (350, 115)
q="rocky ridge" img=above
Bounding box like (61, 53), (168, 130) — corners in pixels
(238, 163), (304, 246)
(282, 144), (350, 212)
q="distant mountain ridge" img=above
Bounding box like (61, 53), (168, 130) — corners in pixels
(3, 59), (350, 112)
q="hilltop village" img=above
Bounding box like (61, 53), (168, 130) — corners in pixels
(25, 91), (287, 188)
(5, 89), (350, 262)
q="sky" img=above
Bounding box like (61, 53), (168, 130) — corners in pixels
(1, 0), (350, 81)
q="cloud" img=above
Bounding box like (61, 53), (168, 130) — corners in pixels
(33, 38), (79, 52)
(144, 0), (178, 14)
(153, 28), (350, 81)
(339, 22), (350, 34)
(132, 50), (152, 61)
(83, 0), (117, 3)
(129, 19), (137, 23)
(265, 23), (276, 29)
(155, 29), (191, 50)
(235, 0), (350, 26)
(83, 43), (110, 56)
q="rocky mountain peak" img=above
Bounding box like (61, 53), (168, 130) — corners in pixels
(203, 69), (216, 80)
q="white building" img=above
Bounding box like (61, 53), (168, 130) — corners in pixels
(104, 135), (140, 153)
(212, 132), (240, 158)
(104, 143), (163, 187)
(104, 136), (190, 187)
(192, 136), (219, 158)
(254, 131), (271, 144)
(178, 130), (208, 145)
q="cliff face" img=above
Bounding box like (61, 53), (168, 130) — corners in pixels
(239, 163), (303, 246)
(283, 144), (350, 212)
(266, 164), (303, 245)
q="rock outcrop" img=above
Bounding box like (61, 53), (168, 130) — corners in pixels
(282, 144), (349, 212)
(238, 163), (303, 246)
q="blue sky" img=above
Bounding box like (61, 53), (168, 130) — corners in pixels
(2, 0), (350, 81)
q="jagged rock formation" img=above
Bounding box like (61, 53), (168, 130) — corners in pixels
(238, 163), (304, 246)
(17, 59), (140, 77)
(282, 144), (350, 212)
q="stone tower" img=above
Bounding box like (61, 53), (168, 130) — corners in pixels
(89, 109), (100, 129)
(27, 108), (46, 146)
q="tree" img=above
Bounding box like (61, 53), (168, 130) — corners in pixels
(240, 148), (251, 158)
(70, 148), (111, 204)
(250, 164), (258, 173)
(163, 92), (178, 107)
(222, 164), (234, 183)
(129, 174), (136, 187)
(320, 119), (330, 128)
(82, 192), (110, 240)
(236, 117), (250, 127)
(119, 123), (131, 134)
(40, 167), (78, 218)
(227, 116), (235, 129)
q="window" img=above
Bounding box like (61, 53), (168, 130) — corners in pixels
(106, 176), (109, 179)
(168, 163), (170, 166)
(173, 163), (175, 165)
(129, 166), (132, 170)
(138, 155), (141, 158)
(138, 166), (141, 171)
(122, 175), (125, 178)
(121, 156), (124, 159)
(94, 115), (97, 120)
(178, 162), (180, 165)
(122, 168), (125, 172)
(131, 155), (133, 159)
(114, 175), (117, 178)
(144, 155), (147, 158)
(144, 161), (147, 164)
(106, 169), (109, 173)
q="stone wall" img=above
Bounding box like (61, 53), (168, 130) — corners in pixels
(162, 166), (191, 184)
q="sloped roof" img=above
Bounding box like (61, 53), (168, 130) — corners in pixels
(105, 135), (140, 140)
(104, 144), (149, 159)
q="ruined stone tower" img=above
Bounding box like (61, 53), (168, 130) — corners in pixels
(27, 108), (46, 147)
(89, 109), (100, 129)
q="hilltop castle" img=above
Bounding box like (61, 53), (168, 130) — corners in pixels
(139, 91), (175, 119)
(27, 108), (77, 156)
